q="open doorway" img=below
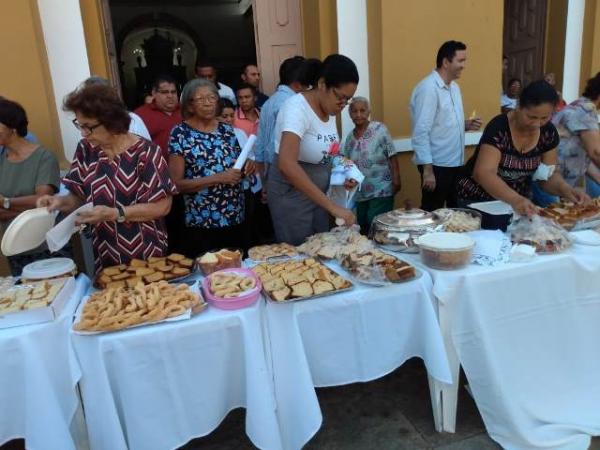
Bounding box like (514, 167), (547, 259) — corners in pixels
(502, 0), (568, 93)
(105, 0), (258, 110)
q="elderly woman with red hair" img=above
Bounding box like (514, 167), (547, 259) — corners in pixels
(38, 84), (176, 271)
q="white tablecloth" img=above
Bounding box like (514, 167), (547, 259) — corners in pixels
(405, 244), (600, 450)
(71, 293), (283, 450)
(264, 267), (451, 450)
(0, 275), (89, 450)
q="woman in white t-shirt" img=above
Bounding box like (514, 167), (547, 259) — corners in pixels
(267, 54), (359, 245)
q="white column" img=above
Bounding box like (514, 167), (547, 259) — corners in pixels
(37, 0), (91, 162)
(336, 0), (370, 138)
(562, 0), (585, 103)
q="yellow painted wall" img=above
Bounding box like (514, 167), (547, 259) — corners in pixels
(366, 0), (383, 122)
(301, 0), (338, 59)
(80, 0), (111, 79)
(592, 1), (600, 78)
(0, 0), (63, 162)
(379, 0), (503, 207)
(544, 0), (567, 90)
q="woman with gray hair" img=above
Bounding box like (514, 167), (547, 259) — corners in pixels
(343, 96), (401, 233)
(168, 78), (255, 256)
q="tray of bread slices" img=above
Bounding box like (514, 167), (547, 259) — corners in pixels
(247, 243), (298, 261)
(0, 277), (76, 329)
(251, 257), (353, 303)
(540, 200), (600, 230)
(95, 253), (195, 289)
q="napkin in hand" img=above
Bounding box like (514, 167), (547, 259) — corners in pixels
(46, 203), (93, 252)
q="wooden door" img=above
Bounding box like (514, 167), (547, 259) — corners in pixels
(252, 0), (303, 95)
(503, 0), (547, 87)
(98, 0), (122, 93)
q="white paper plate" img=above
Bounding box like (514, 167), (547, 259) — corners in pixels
(21, 257), (76, 280)
(569, 230), (600, 246)
(468, 200), (513, 216)
(1, 208), (58, 256)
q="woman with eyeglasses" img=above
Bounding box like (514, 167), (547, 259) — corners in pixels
(267, 54), (359, 245)
(38, 84), (176, 271)
(168, 78), (256, 257)
(0, 98), (60, 275)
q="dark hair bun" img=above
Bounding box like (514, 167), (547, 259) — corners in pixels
(519, 80), (559, 108)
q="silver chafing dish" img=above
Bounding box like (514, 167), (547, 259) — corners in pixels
(370, 208), (440, 253)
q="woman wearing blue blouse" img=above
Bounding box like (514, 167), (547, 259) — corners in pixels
(168, 78), (255, 257)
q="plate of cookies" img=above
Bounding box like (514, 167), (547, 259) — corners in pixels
(73, 281), (205, 334)
(95, 253), (196, 289)
(202, 268), (262, 310)
(251, 258), (353, 303)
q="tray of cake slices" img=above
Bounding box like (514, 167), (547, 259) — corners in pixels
(95, 253), (196, 289)
(250, 257), (354, 303)
(540, 199), (600, 231)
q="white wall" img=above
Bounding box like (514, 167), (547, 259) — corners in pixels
(336, 0), (370, 138)
(37, 0), (91, 162)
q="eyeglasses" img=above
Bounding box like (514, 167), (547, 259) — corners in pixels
(192, 95), (218, 104)
(331, 87), (352, 105)
(157, 89), (177, 95)
(72, 119), (102, 135)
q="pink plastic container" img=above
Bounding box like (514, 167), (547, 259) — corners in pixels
(201, 268), (262, 310)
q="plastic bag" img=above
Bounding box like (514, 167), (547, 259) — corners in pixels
(508, 214), (572, 253)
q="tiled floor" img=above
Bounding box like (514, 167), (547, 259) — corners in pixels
(3, 359), (599, 449)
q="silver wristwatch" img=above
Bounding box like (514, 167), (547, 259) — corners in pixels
(2, 197), (10, 210)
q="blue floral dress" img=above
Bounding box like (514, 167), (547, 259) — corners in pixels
(168, 122), (244, 228)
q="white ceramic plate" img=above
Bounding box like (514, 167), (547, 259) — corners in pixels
(1, 208), (58, 256)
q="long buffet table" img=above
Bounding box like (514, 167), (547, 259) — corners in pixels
(0, 276), (89, 450)
(1, 243), (599, 450)
(402, 243), (600, 450)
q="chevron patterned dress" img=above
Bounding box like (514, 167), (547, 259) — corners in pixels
(63, 138), (177, 272)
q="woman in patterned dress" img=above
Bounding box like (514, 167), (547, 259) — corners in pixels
(455, 80), (588, 216)
(552, 72), (600, 197)
(168, 78), (256, 257)
(343, 96), (401, 234)
(38, 84), (176, 271)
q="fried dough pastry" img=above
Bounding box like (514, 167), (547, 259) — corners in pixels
(74, 281), (201, 332)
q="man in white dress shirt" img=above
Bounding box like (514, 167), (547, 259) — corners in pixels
(410, 40), (482, 210)
(195, 59), (237, 105)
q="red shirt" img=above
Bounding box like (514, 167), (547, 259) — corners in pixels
(134, 102), (182, 160)
(233, 107), (259, 137)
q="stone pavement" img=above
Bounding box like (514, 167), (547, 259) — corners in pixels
(180, 358), (599, 450)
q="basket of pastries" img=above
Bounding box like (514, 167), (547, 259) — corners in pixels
(196, 248), (242, 275)
(201, 268), (262, 310)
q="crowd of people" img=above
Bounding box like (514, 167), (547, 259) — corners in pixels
(1, 40), (599, 275)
